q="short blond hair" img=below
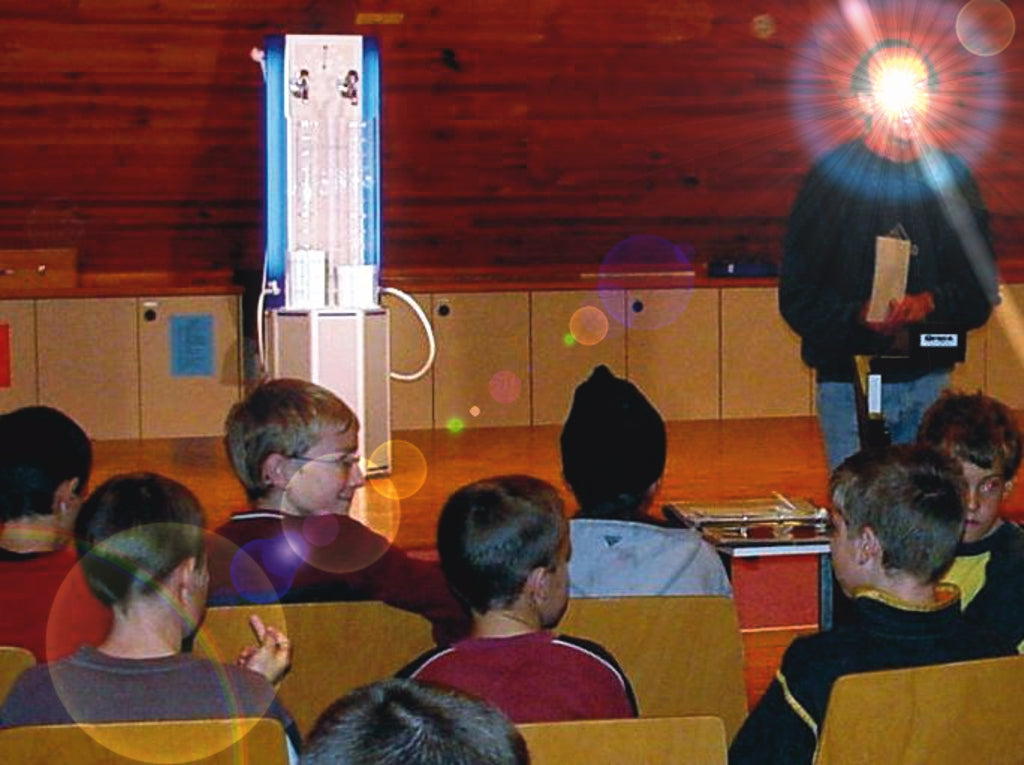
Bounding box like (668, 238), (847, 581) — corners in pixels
(225, 378), (358, 499)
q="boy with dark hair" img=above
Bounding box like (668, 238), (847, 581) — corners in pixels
(210, 378), (468, 644)
(0, 406), (110, 660)
(918, 390), (1024, 650)
(560, 365), (730, 597)
(729, 445), (1015, 765)
(397, 475), (637, 723)
(0, 473), (301, 759)
(303, 678), (529, 765)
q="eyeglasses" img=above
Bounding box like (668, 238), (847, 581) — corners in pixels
(290, 452), (361, 473)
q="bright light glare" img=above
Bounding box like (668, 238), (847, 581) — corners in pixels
(871, 55), (929, 122)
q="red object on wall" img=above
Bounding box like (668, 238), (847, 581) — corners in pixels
(0, 323), (10, 388)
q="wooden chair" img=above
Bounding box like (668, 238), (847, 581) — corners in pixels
(815, 654), (1024, 765)
(518, 715), (728, 765)
(197, 600), (435, 736)
(558, 596), (747, 741)
(0, 646), (35, 703)
(0, 717), (288, 764)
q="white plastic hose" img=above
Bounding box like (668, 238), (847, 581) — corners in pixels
(381, 286), (436, 382)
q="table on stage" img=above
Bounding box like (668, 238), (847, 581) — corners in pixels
(664, 497), (834, 631)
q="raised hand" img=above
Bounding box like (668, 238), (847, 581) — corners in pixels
(236, 613), (292, 685)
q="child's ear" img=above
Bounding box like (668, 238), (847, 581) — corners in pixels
(525, 566), (550, 605)
(1002, 479), (1014, 500)
(51, 478), (81, 525)
(858, 526), (882, 565)
(174, 557), (205, 599)
(260, 454), (289, 489)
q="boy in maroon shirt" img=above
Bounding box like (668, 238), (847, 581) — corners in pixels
(398, 475), (638, 723)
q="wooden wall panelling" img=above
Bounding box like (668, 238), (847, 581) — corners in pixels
(530, 290), (626, 426)
(36, 298), (140, 439)
(626, 288), (720, 421)
(432, 292), (530, 429)
(720, 287), (811, 419)
(138, 294), (242, 438)
(384, 291), (434, 431)
(2, 2), (1023, 282)
(0, 300), (38, 412)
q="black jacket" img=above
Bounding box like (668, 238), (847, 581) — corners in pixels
(729, 586), (1016, 765)
(949, 521), (1024, 650)
(780, 140), (997, 382)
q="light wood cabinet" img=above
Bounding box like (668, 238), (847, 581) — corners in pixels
(432, 292), (531, 429)
(950, 326), (987, 394)
(138, 295), (243, 438)
(627, 288), (719, 420)
(985, 284), (1024, 408)
(721, 287), (812, 418)
(3, 293), (241, 439)
(37, 297), (140, 439)
(384, 291), (434, 431)
(313, 284), (1024, 434)
(531, 290), (626, 426)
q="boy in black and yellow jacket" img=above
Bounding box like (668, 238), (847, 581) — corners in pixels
(729, 445), (1015, 765)
(919, 390), (1024, 651)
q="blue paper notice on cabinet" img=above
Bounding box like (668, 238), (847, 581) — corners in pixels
(170, 314), (215, 377)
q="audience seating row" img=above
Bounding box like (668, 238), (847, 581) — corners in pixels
(3, 598), (1024, 764)
(196, 595), (747, 739)
(0, 647), (33, 703)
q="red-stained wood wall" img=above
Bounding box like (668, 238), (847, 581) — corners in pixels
(1, 0), (1022, 280)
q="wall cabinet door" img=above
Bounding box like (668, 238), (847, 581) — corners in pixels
(433, 292), (531, 429)
(985, 284), (1024, 408)
(0, 300), (38, 412)
(721, 287), (811, 418)
(138, 295), (242, 438)
(37, 298), (140, 439)
(531, 290), (626, 426)
(383, 291), (434, 431)
(950, 326), (987, 394)
(626, 288), (719, 420)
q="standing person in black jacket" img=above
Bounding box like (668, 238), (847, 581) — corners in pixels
(780, 38), (998, 470)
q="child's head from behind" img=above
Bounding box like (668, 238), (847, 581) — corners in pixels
(303, 678), (529, 765)
(225, 378), (362, 515)
(829, 444), (965, 593)
(75, 473), (207, 619)
(0, 405), (91, 520)
(0, 464), (61, 524)
(437, 475), (568, 628)
(918, 390), (1020, 543)
(560, 365), (666, 520)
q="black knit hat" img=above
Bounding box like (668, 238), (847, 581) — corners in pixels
(560, 365), (667, 510)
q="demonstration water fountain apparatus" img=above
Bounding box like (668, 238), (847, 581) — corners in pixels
(259, 35), (434, 476)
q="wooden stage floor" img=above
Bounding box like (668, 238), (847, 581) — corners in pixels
(88, 415), (1024, 707)
(90, 416), (836, 549)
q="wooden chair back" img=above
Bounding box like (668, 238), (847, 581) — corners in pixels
(559, 596), (747, 740)
(0, 717), (288, 764)
(197, 600), (435, 736)
(815, 654), (1024, 765)
(0, 646), (35, 703)
(518, 715), (728, 765)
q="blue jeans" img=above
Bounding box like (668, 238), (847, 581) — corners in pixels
(816, 370), (950, 471)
